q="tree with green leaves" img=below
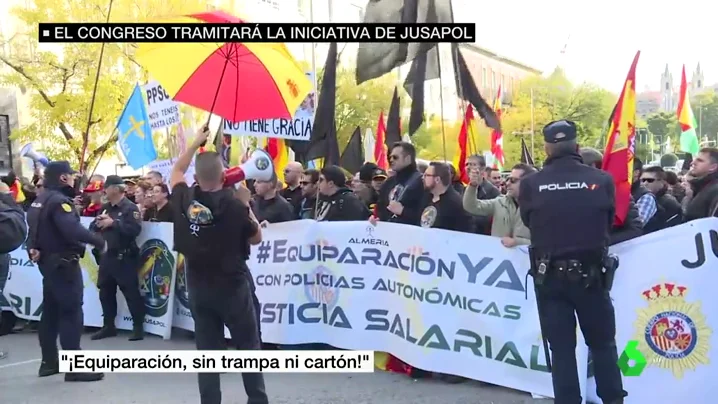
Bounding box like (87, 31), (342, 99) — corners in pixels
(692, 92), (718, 146)
(500, 68), (616, 167)
(645, 111), (680, 150)
(0, 0), (209, 172)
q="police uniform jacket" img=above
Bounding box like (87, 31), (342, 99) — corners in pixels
(27, 185), (104, 257)
(89, 197), (142, 254)
(518, 152), (615, 257)
(462, 187), (531, 245)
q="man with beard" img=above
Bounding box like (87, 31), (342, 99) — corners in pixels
(298, 169), (319, 219)
(315, 166), (370, 222)
(464, 155), (501, 234)
(682, 147), (718, 220)
(419, 162), (470, 231)
(374, 142), (424, 225)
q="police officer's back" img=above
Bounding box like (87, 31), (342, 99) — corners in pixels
(518, 121), (627, 404)
(169, 126), (268, 404)
(26, 161), (105, 382)
(89, 175), (145, 342)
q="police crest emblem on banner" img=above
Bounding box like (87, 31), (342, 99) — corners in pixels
(633, 283), (711, 378)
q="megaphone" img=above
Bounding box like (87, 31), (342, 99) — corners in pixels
(20, 143), (50, 166)
(223, 148), (274, 187)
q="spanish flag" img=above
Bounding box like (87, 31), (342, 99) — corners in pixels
(677, 65), (700, 155)
(374, 112), (389, 170)
(490, 86), (505, 170)
(262, 137), (289, 183)
(601, 51), (640, 226)
(452, 104), (481, 184)
(9, 179), (25, 203)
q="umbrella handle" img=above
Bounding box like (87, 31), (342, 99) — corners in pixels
(201, 52), (232, 148)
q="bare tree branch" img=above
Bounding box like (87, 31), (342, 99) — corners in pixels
(87, 132), (118, 165)
(0, 54), (56, 108)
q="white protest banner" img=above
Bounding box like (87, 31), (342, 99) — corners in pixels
(147, 158), (195, 186)
(2, 218), (177, 339)
(586, 218), (718, 403)
(223, 72), (315, 142)
(173, 220), (579, 397)
(143, 80), (180, 131)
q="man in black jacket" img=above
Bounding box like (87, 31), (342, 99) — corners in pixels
(580, 147), (642, 244)
(682, 147), (718, 220)
(375, 142), (424, 225)
(316, 166), (371, 221)
(639, 166), (683, 232)
(0, 182), (28, 360)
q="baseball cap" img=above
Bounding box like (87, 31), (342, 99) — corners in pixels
(372, 168), (388, 179)
(83, 180), (104, 193)
(44, 161), (77, 180)
(358, 162), (379, 182)
(543, 120), (577, 143)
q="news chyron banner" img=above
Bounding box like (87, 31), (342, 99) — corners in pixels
(223, 72), (315, 142)
(3, 218), (177, 340)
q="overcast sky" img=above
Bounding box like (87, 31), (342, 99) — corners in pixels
(465, 0), (713, 93)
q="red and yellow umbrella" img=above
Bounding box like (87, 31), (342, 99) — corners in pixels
(135, 10), (312, 122)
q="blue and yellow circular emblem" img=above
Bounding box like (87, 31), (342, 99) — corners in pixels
(137, 239), (175, 318)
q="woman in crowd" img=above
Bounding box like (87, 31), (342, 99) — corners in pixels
(134, 181), (152, 218)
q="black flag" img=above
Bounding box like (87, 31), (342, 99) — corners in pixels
(451, 44), (500, 131)
(386, 88), (402, 146)
(340, 126), (364, 174)
(306, 42), (340, 166)
(521, 137), (534, 166)
(356, 0), (453, 85)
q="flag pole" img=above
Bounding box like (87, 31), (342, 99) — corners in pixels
(80, 0), (114, 174)
(530, 88), (535, 157)
(437, 45), (448, 161)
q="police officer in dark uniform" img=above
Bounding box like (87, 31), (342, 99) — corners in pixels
(26, 161), (106, 382)
(90, 175), (145, 341)
(518, 121), (626, 404)
(170, 126), (268, 404)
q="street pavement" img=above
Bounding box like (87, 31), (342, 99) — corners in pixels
(0, 329), (549, 404)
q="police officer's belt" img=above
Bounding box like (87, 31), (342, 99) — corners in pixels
(108, 248), (135, 259)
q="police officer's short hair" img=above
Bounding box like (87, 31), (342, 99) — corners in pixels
(303, 168), (320, 184)
(643, 166), (666, 180)
(579, 147), (604, 169)
(699, 147), (718, 165)
(428, 162), (451, 186)
(147, 170), (163, 180)
(390, 141), (416, 161)
(195, 151), (224, 183)
(511, 163), (537, 177)
(467, 154), (486, 168)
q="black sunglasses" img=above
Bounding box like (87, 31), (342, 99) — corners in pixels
(641, 178), (656, 183)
